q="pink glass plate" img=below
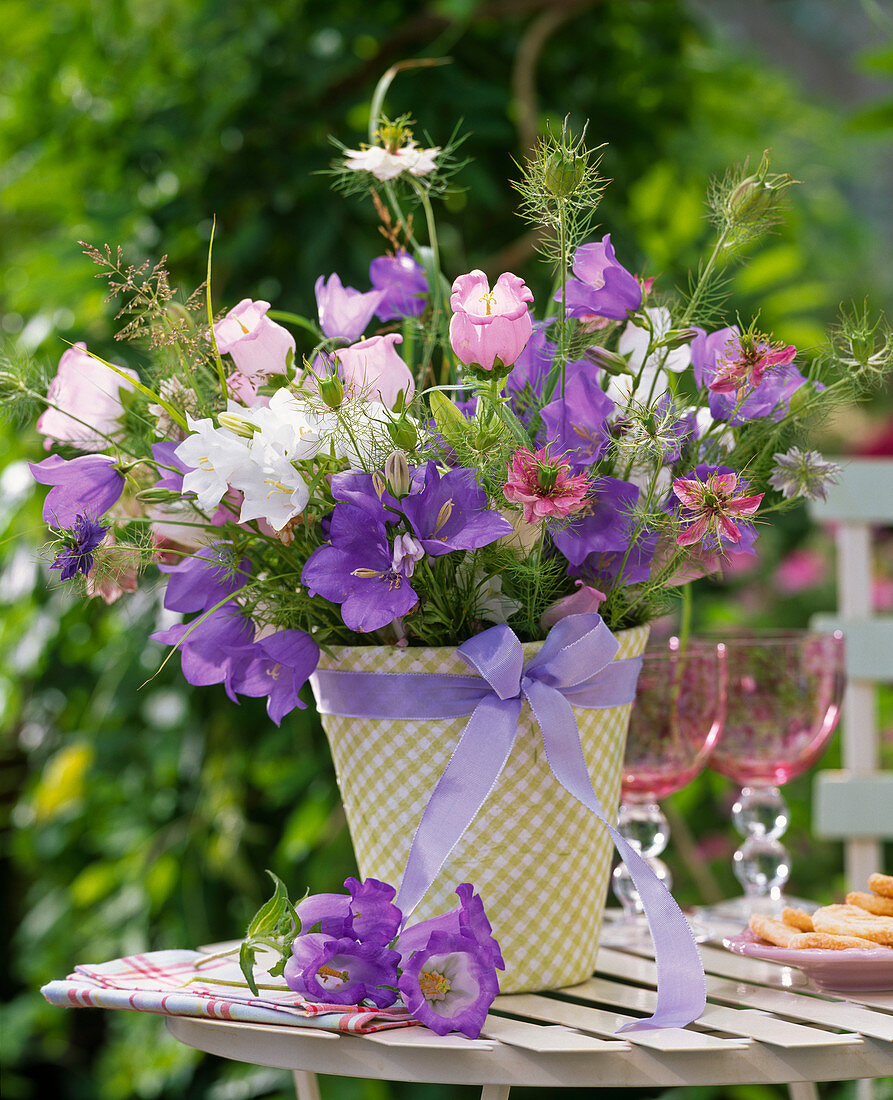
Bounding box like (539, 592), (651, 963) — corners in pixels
(723, 929), (893, 991)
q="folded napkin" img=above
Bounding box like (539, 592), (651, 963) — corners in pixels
(41, 949), (417, 1033)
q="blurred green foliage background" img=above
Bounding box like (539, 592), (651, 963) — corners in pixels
(2, 2), (892, 1100)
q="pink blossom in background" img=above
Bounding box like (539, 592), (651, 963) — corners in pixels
(449, 270), (533, 371)
(213, 299), (295, 385)
(539, 581), (607, 630)
(502, 446), (590, 524)
(37, 343), (138, 451)
(874, 576), (893, 611)
(334, 333), (414, 409)
(774, 548), (828, 594)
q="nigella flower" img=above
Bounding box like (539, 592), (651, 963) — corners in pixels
(30, 453), (125, 528)
(671, 465), (763, 548)
(50, 514), (108, 580)
(614, 394), (692, 466)
(343, 141), (440, 182)
(708, 329), (796, 394)
(692, 326), (807, 425)
(502, 446), (590, 525)
(284, 933), (401, 1008)
(301, 504), (420, 633)
(398, 930), (499, 1038)
(768, 447), (842, 502)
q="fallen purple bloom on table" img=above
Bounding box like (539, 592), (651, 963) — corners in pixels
(398, 929), (500, 1038)
(284, 933), (400, 1009)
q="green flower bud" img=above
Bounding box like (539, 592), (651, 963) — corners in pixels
(383, 450), (412, 497)
(543, 150), (587, 198)
(218, 412), (257, 438)
(386, 416), (417, 451)
(317, 372), (345, 410)
(136, 487), (183, 504)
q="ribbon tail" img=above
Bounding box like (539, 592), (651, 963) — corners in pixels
(395, 695), (522, 922)
(524, 678), (706, 1031)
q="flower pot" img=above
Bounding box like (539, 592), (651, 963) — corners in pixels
(312, 624), (649, 993)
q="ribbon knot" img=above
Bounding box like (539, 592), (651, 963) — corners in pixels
(310, 613), (706, 1031)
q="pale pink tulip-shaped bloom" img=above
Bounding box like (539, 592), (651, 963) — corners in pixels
(449, 270), (533, 371)
(539, 581), (607, 631)
(213, 299), (295, 394)
(37, 343), (138, 451)
(335, 333), (415, 409)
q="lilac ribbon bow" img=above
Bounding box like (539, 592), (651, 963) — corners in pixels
(311, 613), (706, 1030)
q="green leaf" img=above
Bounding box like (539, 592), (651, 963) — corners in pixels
(239, 941), (259, 997)
(245, 869), (288, 938)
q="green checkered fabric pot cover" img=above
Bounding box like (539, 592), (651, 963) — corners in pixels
(313, 624), (649, 993)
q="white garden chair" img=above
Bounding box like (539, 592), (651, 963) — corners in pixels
(808, 456), (893, 1100)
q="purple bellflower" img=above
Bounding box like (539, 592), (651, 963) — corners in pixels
(551, 475), (642, 567)
(151, 440), (192, 493)
(227, 629), (320, 725)
(560, 235), (643, 321)
(301, 504), (420, 633)
(398, 929), (500, 1038)
(284, 933), (401, 1009)
(296, 877), (402, 946)
(400, 464), (514, 556)
(539, 366), (615, 469)
(315, 273), (384, 344)
(370, 250), (428, 321)
(50, 514), (108, 580)
(397, 883), (504, 973)
(30, 454), (125, 528)
(158, 545), (251, 614)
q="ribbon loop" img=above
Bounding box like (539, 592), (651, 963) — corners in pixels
(311, 613), (706, 1031)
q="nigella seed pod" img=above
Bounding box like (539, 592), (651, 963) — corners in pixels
(543, 150), (586, 198)
(317, 372), (345, 409)
(386, 417), (417, 452)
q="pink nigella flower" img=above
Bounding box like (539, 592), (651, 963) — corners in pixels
(709, 331), (796, 395)
(673, 471), (763, 548)
(502, 447), (590, 525)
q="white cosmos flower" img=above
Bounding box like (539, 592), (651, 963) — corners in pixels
(343, 141), (440, 182)
(610, 307), (691, 406)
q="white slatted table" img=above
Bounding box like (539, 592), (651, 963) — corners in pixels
(166, 941), (893, 1096)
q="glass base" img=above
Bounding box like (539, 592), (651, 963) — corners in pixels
(600, 911), (712, 949)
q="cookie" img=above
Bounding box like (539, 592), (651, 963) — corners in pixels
(790, 931), (885, 951)
(749, 914), (799, 948)
(782, 907), (814, 932)
(812, 903), (893, 946)
(868, 873), (893, 899)
(846, 891), (893, 917)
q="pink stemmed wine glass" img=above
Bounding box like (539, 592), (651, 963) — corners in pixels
(697, 629), (845, 928)
(602, 637), (727, 948)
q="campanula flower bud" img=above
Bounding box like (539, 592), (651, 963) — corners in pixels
(383, 451), (412, 497)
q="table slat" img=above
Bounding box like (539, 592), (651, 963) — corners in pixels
(562, 977), (860, 1049)
(492, 993), (750, 1052)
(363, 1028), (495, 1051)
(480, 1016), (628, 1053)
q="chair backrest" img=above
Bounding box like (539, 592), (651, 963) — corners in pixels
(809, 458), (893, 888)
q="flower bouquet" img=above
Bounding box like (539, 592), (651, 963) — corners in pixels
(11, 69), (892, 1035)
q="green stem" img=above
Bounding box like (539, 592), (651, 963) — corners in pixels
(206, 216), (230, 398)
(681, 228), (730, 328)
(557, 199), (568, 398)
